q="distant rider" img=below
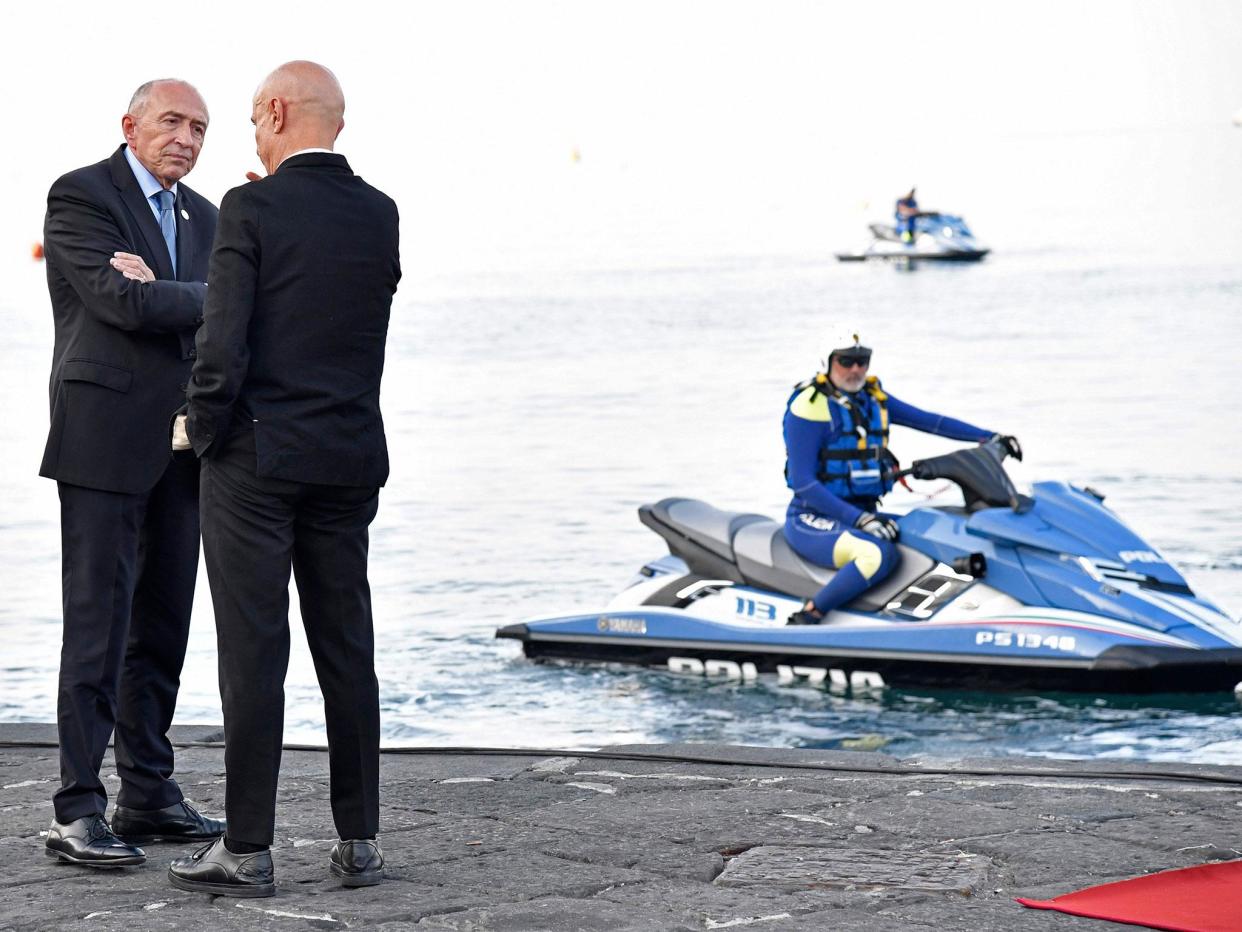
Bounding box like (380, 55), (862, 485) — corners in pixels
(895, 187), (919, 243)
(782, 333), (1016, 625)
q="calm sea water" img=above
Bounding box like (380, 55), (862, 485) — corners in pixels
(1, 123), (1240, 763)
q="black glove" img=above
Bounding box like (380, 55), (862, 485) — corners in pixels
(854, 512), (899, 541)
(990, 433), (1023, 461)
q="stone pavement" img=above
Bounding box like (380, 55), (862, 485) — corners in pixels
(1, 723), (1240, 930)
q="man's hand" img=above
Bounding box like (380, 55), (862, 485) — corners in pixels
(110, 252), (155, 283)
(245, 172), (264, 183)
(855, 512), (899, 541)
(990, 434), (1023, 461)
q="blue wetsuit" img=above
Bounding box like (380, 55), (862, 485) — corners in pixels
(783, 376), (992, 615)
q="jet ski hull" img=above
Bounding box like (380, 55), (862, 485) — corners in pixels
(499, 616), (1242, 694)
(836, 248), (990, 263)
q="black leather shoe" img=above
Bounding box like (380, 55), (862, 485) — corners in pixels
(112, 799), (225, 843)
(45, 815), (146, 868)
(168, 837), (274, 897)
(329, 839), (385, 887)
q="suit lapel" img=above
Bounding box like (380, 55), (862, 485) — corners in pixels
(108, 146), (176, 282)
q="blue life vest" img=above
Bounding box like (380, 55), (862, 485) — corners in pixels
(787, 375), (893, 502)
(895, 196), (919, 236)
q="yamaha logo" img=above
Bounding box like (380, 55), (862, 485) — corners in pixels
(598, 616), (647, 634)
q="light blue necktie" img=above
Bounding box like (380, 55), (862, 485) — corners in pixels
(153, 189), (177, 277)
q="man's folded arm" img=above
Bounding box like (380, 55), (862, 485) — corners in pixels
(185, 189), (260, 456)
(44, 183), (206, 333)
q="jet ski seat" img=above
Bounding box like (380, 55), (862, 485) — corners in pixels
(640, 497), (936, 612)
(639, 499), (769, 584)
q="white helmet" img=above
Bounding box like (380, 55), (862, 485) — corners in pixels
(827, 330), (872, 365)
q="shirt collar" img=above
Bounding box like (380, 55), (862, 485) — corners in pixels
(124, 145), (178, 201)
(277, 147), (337, 169)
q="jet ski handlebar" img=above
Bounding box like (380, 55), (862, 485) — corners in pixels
(886, 439), (1033, 513)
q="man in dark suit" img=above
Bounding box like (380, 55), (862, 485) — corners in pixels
(41, 79), (226, 868)
(168, 61), (401, 898)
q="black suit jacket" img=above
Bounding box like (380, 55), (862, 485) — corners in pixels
(40, 144), (218, 494)
(186, 153), (401, 487)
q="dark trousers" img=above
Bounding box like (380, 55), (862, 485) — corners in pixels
(55, 455), (199, 822)
(783, 504), (900, 615)
(200, 430), (381, 846)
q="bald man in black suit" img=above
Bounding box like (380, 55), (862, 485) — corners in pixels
(170, 61), (400, 898)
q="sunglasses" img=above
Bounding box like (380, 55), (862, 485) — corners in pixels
(835, 354), (871, 369)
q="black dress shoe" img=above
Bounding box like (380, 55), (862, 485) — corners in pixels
(112, 799), (225, 843)
(168, 837), (274, 898)
(45, 815), (146, 868)
(329, 839), (385, 887)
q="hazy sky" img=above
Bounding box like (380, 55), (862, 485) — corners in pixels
(3, 0), (1241, 272)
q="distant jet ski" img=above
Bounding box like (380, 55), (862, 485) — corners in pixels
(498, 441), (1242, 695)
(837, 212), (990, 263)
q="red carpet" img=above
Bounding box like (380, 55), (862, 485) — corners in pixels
(1016, 860), (1242, 931)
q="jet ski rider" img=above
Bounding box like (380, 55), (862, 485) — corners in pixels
(782, 333), (1018, 626)
(895, 187), (919, 243)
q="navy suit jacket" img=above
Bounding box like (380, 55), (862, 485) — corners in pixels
(40, 143), (218, 493)
(186, 152), (400, 487)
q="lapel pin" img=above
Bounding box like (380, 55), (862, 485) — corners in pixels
(180, 209), (190, 220)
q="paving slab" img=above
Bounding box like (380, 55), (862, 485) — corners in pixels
(1, 726), (1240, 930)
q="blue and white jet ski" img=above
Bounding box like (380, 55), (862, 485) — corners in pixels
(498, 443), (1242, 694)
(836, 212), (990, 263)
